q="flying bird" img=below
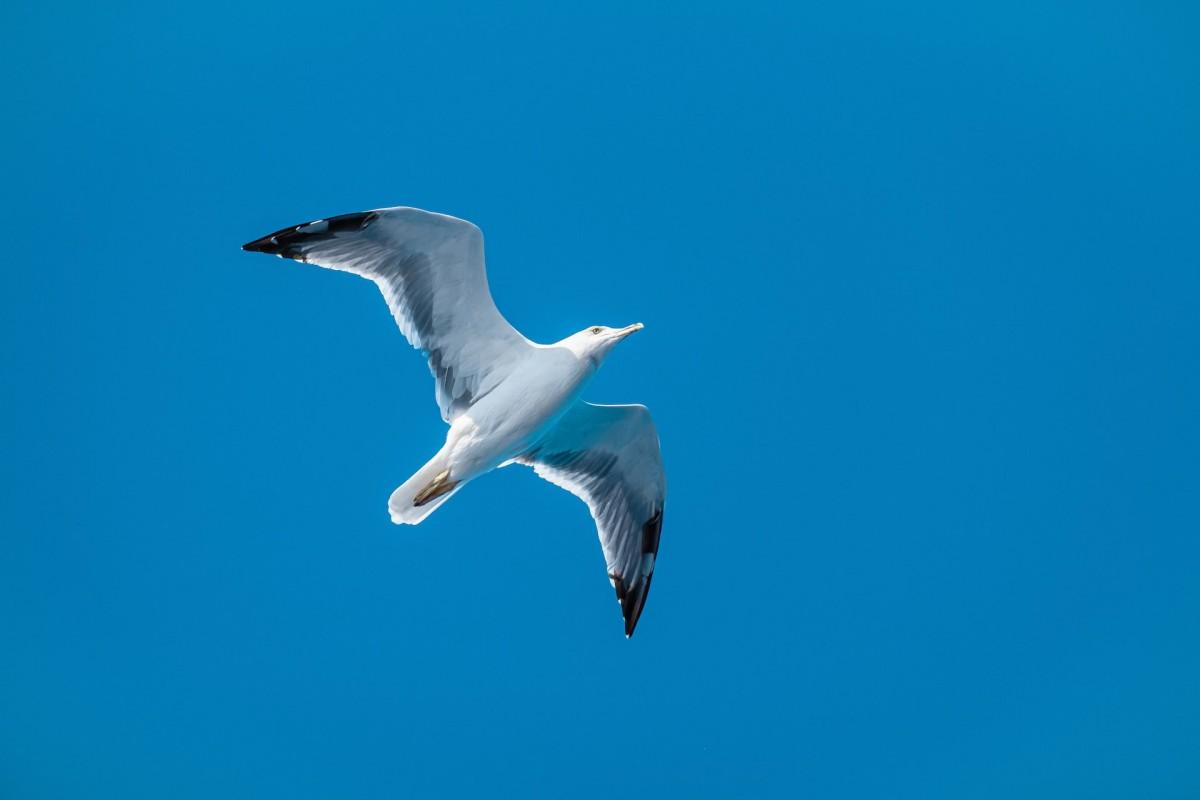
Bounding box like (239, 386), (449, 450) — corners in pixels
(243, 207), (665, 636)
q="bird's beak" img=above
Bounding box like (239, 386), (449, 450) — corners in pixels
(616, 322), (644, 339)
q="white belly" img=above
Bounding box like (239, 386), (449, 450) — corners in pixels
(443, 348), (591, 479)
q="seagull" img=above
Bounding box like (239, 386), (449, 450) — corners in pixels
(243, 206), (666, 637)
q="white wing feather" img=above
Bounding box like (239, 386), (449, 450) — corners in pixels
(520, 402), (666, 637)
(243, 207), (531, 422)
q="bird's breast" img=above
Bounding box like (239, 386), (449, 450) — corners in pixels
(446, 351), (592, 476)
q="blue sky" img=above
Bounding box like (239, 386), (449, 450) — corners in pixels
(3, 2), (1198, 797)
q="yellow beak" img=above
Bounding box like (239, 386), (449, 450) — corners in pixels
(616, 322), (645, 338)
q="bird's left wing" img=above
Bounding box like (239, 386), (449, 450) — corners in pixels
(518, 402), (666, 637)
(243, 206), (531, 423)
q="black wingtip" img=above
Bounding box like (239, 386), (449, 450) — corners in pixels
(241, 234), (282, 254)
(611, 506), (665, 638)
(241, 210), (378, 259)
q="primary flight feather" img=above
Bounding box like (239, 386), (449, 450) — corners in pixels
(243, 206), (666, 637)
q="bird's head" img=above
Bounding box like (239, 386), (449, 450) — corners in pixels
(559, 323), (644, 366)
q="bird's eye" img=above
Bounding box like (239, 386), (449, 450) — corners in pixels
(590, 326), (602, 335)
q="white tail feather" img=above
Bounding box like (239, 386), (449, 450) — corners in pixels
(388, 447), (464, 525)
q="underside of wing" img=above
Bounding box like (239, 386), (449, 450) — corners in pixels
(520, 402), (666, 637)
(243, 207), (532, 422)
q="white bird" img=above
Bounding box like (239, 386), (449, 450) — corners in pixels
(243, 206), (665, 636)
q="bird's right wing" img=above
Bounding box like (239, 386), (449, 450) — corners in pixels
(518, 402), (666, 637)
(243, 207), (532, 422)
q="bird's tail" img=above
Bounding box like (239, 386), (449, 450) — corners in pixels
(388, 446), (465, 525)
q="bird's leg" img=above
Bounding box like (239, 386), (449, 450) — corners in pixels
(412, 469), (459, 507)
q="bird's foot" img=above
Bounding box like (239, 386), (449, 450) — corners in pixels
(412, 470), (459, 507)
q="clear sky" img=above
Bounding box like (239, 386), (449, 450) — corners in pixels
(3, 2), (1198, 797)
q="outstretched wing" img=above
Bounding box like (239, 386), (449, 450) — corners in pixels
(243, 207), (532, 422)
(519, 402), (666, 637)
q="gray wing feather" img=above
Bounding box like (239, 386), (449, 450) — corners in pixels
(244, 207), (531, 422)
(520, 402), (666, 637)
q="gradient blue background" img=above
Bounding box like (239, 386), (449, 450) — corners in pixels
(3, 2), (1198, 797)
